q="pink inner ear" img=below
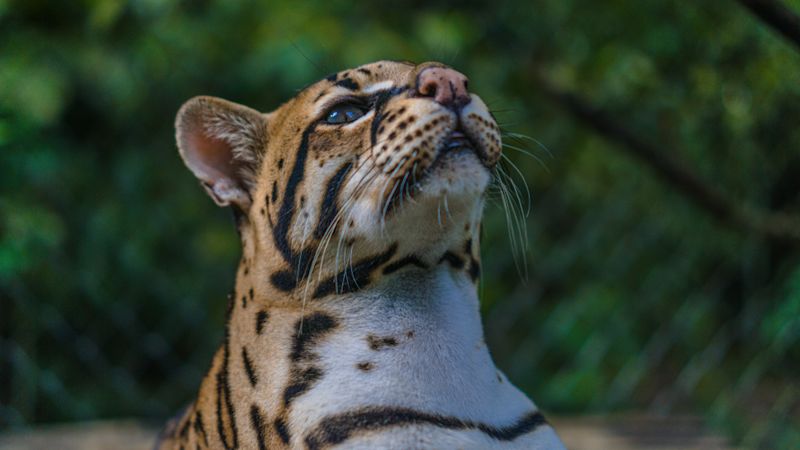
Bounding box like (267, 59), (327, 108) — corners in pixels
(184, 130), (237, 184)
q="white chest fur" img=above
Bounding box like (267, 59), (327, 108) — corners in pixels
(287, 267), (565, 449)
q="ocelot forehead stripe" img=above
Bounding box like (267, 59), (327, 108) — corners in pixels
(324, 61), (405, 85)
(334, 78), (359, 90)
(316, 61), (404, 104)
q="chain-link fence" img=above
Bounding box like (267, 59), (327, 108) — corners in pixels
(1, 1), (799, 448)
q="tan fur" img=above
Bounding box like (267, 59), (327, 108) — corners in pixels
(156, 61), (558, 450)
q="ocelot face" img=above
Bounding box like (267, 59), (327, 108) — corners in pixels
(269, 61), (500, 247)
(176, 60), (501, 274)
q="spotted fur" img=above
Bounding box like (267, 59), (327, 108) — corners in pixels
(156, 61), (565, 449)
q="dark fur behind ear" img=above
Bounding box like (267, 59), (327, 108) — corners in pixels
(175, 96), (268, 209)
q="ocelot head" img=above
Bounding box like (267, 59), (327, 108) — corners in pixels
(176, 60), (502, 301)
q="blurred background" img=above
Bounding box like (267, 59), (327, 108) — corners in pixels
(1, 0), (799, 448)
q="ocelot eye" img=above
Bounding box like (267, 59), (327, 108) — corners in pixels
(325, 103), (366, 124)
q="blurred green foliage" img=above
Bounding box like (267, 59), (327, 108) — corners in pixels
(1, 0), (799, 447)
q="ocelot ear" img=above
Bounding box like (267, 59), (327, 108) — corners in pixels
(175, 96), (268, 211)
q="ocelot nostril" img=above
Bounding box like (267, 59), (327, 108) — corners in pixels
(419, 78), (439, 98)
(416, 66), (472, 111)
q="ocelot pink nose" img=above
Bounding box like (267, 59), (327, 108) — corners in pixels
(416, 66), (471, 110)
